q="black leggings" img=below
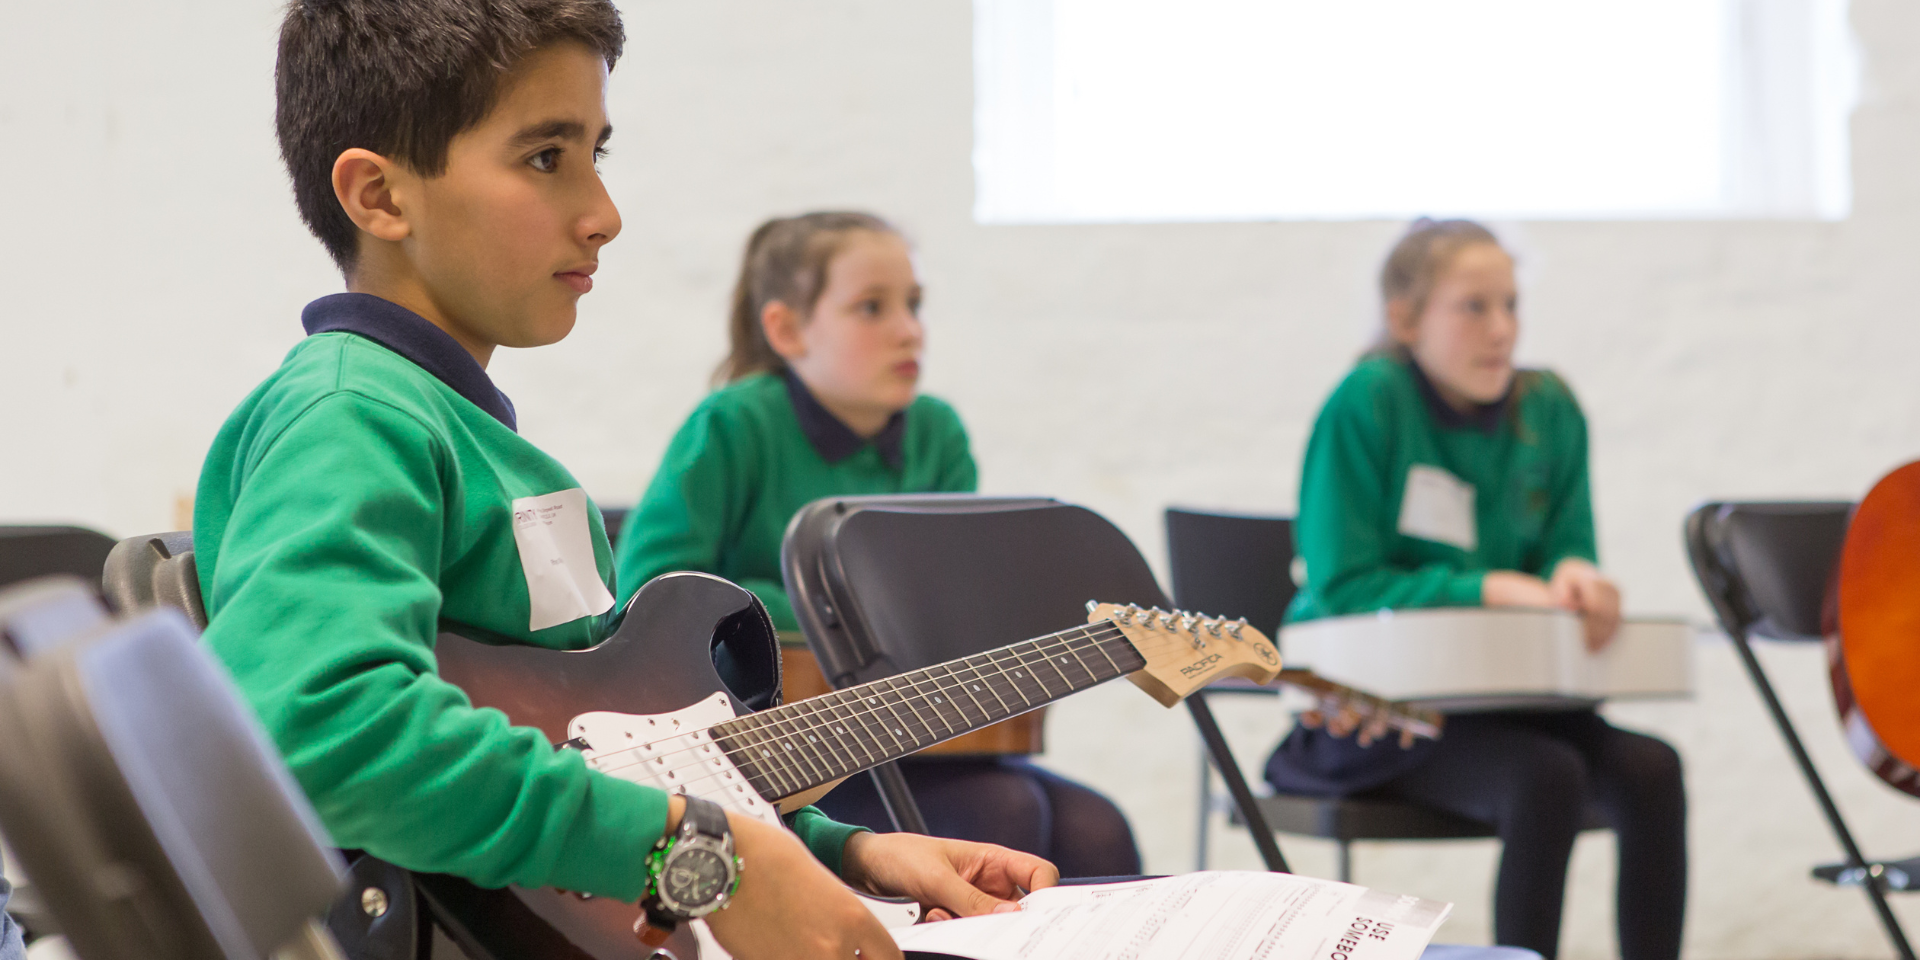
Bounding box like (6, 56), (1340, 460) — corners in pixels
(814, 756), (1143, 879)
(1367, 711), (1686, 960)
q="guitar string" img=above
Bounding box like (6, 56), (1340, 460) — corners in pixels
(584, 623), (1131, 787)
(586, 623), (1142, 792)
(696, 618), (1312, 798)
(588, 617), (1306, 799)
(587, 627), (1131, 802)
(613, 625), (1143, 801)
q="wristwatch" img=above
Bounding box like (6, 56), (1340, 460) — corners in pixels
(643, 795), (742, 924)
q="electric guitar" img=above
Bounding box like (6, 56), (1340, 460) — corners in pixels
(346, 572), (1439, 959)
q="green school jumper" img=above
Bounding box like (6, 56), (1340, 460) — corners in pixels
(1288, 351), (1597, 623)
(1268, 351), (1598, 795)
(196, 294), (861, 900)
(614, 371), (976, 630)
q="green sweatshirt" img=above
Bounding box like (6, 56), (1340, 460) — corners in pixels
(1287, 352), (1597, 623)
(615, 371), (976, 629)
(196, 295), (859, 900)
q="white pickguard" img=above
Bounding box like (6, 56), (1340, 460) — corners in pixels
(569, 695), (921, 957)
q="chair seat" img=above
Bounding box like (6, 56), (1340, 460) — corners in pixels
(1233, 792), (1607, 841)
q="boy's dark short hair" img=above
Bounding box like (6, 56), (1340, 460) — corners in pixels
(276, 0), (624, 273)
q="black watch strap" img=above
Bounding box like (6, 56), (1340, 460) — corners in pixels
(679, 795), (729, 843)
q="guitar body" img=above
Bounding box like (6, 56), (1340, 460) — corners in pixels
(321, 579), (1314, 960)
(415, 572), (914, 960)
(1835, 461), (1920, 796)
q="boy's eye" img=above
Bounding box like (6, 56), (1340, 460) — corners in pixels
(858, 299), (883, 317)
(530, 147), (561, 173)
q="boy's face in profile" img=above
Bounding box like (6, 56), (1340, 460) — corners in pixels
(371, 41), (620, 357)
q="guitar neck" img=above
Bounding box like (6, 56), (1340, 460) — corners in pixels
(709, 620), (1145, 802)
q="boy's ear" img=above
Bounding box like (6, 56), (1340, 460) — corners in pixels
(1385, 297), (1418, 346)
(761, 301), (807, 361)
(331, 148), (411, 244)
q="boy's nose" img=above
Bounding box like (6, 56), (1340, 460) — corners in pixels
(581, 179), (622, 246)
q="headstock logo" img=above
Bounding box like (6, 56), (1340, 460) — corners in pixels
(1179, 653), (1224, 677)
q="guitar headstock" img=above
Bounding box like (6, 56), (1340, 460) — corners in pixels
(1088, 602), (1283, 707)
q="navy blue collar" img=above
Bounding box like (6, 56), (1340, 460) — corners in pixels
(301, 293), (518, 431)
(1401, 350), (1512, 435)
(782, 370), (906, 469)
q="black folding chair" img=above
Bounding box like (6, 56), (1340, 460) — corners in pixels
(782, 494), (1291, 872)
(0, 577), (346, 960)
(0, 525), (116, 593)
(1685, 501), (1916, 960)
(1165, 508), (1606, 881)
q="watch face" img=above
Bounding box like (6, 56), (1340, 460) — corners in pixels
(662, 846), (733, 912)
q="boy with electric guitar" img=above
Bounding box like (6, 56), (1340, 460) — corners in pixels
(194, 3), (1055, 957)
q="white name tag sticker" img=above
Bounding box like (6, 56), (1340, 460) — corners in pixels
(1397, 464), (1478, 552)
(511, 488), (616, 631)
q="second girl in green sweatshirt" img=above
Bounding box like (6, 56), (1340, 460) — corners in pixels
(616, 212), (1141, 878)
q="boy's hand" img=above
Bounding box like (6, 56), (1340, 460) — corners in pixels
(1548, 559), (1622, 651)
(841, 832), (1060, 923)
(702, 813), (903, 960)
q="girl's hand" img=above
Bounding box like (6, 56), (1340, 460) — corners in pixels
(1481, 570), (1554, 609)
(841, 832), (1059, 923)
(1548, 559), (1621, 651)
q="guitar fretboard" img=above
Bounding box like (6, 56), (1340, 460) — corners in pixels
(709, 620), (1146, 801)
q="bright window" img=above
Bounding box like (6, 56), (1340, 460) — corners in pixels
(973, 0), (1858, 222)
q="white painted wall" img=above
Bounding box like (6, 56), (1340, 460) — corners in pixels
(5, 1), (1920, 956)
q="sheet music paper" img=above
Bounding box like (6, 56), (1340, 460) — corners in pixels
(890, 871), (1451, 960)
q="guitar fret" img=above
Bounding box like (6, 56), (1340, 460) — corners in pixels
(883, 677), (936, 747)
(931, 663), (991, 729)
(709, 622), (1157, 802)
(898, 670), (962, 739)
(787, 700), (840, 779)
(822, 693), (879, 769)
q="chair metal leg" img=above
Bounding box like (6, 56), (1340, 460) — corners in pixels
(1337, 842), (1352, 884)
(1729, 632), (1915, 960)
(869, 761), (931, 835)
(1186, 692), (1290, 873)
(1196, 742), (1214, 871)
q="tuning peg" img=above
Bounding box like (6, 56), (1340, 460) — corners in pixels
(1228, 617), (1247, 639)
(1086, 600), (1099, 615)
(1124, 603), (1144, 625)
(1157, 609), (1179, 632)
(1144, 606), (1166, 630)
(1204, 617), (1224, 638)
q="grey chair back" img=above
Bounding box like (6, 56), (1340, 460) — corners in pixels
(782, 494), (1292, 871)
(101, 532), (206, 629)
(783, 495), (1168, 687)
(0, 578), (343, 960)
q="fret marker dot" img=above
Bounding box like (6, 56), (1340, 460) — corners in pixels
(835, 726), (846, 733)
(971, 684), (981, 691)
(761, 749), (771, 757)
(934, 696), (943, 704)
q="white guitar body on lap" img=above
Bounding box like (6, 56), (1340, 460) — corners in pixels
(568, 694), (922, 959)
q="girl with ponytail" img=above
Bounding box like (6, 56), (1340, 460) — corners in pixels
(615, 211), (1142, 879)
(1268, 219), (1686, 960)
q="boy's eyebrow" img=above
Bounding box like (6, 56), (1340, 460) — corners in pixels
(507, 119), (614, 148)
